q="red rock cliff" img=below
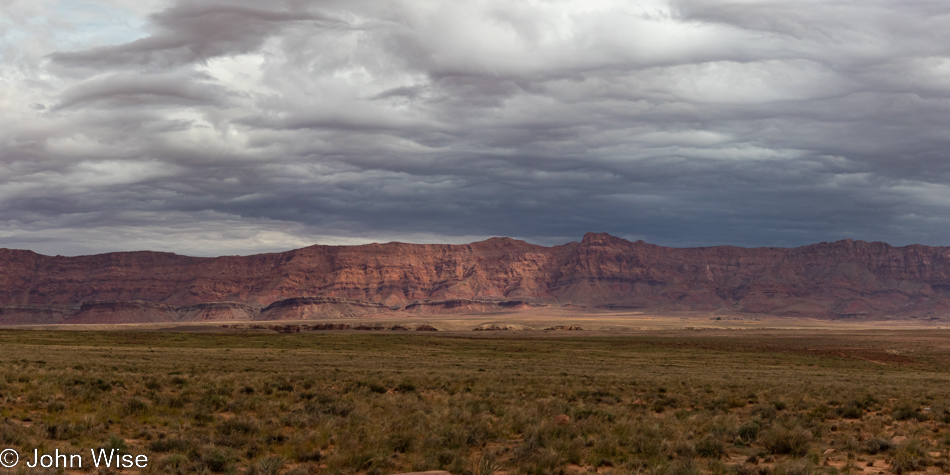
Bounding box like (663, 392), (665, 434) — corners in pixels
(2, 233), (950, 323)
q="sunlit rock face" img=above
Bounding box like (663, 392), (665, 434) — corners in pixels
(2, 233), (950, 323)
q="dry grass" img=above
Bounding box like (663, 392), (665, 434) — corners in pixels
(0, 329), (948, 474)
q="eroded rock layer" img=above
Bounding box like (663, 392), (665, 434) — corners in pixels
(2, 233), (950, 323)
(258, 297), (393, 320)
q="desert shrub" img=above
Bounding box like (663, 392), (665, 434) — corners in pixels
(836, 403), (863, 419)
(46, 421), (84, 440)
(628, 426), (664, 458)
(583, 436), (618, 468)
(218, 419), (258, 436)
(707, 397), (730, 412)
(774, 457), (811, 475)
(203, 447), (234, 472)
(198, 393), (229, 412)
(892, 404), (928, 421)
(46, 400), (65, 413)
(6, 328), (950, 475)
(737, 421), (761, 444)
(0, 423), (25, 445)
(652, 394), (680, 413)
(296, 449), (322, 463)
(471, 451), (501, 475)
(166, 394), (188, 408)
(124, 397), (150, 415)
(697, 435), (726, 458)
(889, 438), (930, 474)
(660, 458), (701, 475)
(521, 448), (561, 475)
(853, 394), (878, 409)
(354, 381), (387, 394)
(574, 407), (615, 422)
(753, 405), (778, 421)
(759, 426), (812, 456)
(318, 401), (353, 417)
(156, 453), (189, 474)
(838, 435), (860, 454)
(732, 464), (769, 475)
(148, 437), (193, 453)
(669, 438), (696, 459)
(104, 434), (129, 451)
(253, 456), (286, 475)
(388, 433), (414, 453)
(809, 404), (831, 420)
(863, 437), (892, 455)
(191, 410), (215, 424)
(551, 437), (584, 465)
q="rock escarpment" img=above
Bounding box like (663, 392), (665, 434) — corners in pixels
(2, 233), (950, 323)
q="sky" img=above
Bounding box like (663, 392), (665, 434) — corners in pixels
(3, 0), (950, 256)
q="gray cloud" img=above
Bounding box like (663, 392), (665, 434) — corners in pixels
(3, 0), (950, 255)
(48, 1), (344, 69)
(54, 72), (230, 109)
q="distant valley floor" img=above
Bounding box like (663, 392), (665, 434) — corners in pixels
(4, 307), (950, 333)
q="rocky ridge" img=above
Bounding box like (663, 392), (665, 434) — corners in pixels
(2, 233), (950, 323)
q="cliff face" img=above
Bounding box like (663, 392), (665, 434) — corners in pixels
(550, 233), (950, 317)
(3, 233), (950, 323)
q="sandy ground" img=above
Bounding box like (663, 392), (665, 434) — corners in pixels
(2, 307), (949, 333)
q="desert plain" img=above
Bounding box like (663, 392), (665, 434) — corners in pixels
(1, 310), (949, 475)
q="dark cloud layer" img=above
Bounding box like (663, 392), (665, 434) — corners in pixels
(3, 0), (950, 255)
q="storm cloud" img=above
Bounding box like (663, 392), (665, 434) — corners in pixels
(3, 0), (950, 255)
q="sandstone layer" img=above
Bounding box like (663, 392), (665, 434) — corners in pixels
(2, 233), (950, 323)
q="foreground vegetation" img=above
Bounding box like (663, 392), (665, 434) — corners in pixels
(0, 329), (949, 474)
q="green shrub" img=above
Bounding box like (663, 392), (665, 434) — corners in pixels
(863, 437), (892, 455)
(217, 418), (258, 436)
(156, 453), (188, 474)
(203, 448), (233, 472)
(697, 435), (725, 458)
(889, 438), (930, 474)
(255, 456), (286, 475)
(737, 421), (760, 444)
(124, 397), (150, 415)
(105, 434), (129, 451)
(46, 422), (82, 440)
(892, 404), (928, 421)
(471, 451), (501, 475)
(836, 403), (863, 419)
(759, 426), (812, 456)
(147, 437), (193, 453)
